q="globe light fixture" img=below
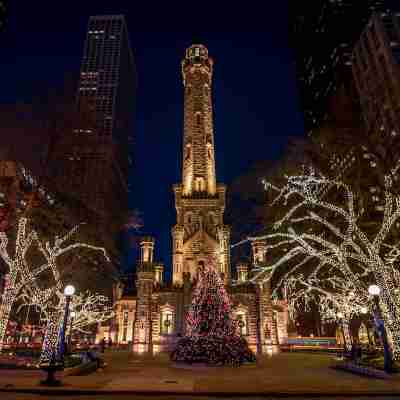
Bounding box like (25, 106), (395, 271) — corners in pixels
(360, 306), (368, 314)
(64, 285), (75, 297)
(368, 284), (381, 296)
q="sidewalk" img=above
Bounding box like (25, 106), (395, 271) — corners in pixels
(1, 350), (400, 396)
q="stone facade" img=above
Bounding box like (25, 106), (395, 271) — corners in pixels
(109, 45), (289, 355)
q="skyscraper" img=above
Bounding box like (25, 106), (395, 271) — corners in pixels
(352, 11), (400, 139)
(51, 15), (135, 223)
(290, 1), (399, 134)
(0, 1), (6, 32)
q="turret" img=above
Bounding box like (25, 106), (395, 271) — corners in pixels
(251, 239), (267, 265)
(236, 263), (249, 283)
(140, 236), (155, 264)
(133, 236), (155, 354)
(154, 263), (164, 285)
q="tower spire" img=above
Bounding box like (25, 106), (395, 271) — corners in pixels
(181, 44), (216, 196)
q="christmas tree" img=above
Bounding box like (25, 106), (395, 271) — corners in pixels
(171, 257), (256, 366)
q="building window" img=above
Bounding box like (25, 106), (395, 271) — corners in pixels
(186, 212), (193, 224)
(236, 312), (248, 336)
(123, 310), (129, 325)
(160, 310), (174, 334)
(122, 327), (127, 342)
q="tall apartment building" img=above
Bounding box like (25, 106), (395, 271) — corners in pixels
(0, 1), (6, 31)
(51, 15), (135, 224)
(352, 11), (400, 140)
(290, 1), (399, 134)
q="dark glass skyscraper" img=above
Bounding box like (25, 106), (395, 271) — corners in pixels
(0, 1), (7, 31)
(51, 15), (135, 224)
(77, 14), (135, 177)
(290, 0), (400, 134)
(353, 11), (400, 139)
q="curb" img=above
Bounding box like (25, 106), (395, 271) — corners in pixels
(1, 387), (400, 397)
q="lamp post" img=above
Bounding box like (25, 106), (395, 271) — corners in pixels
(39, 285), (75, 387)
(68, 311), (76, 354)
(60, 285), (75, 362)
(368, 284), (393, 373)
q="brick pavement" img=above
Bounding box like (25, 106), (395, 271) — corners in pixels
(0, 350), (400, 396)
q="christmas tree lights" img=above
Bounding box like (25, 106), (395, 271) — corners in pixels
(0, 217), (110, 353)
(171, 257), (255, 366)
(238, 171), (400, 358)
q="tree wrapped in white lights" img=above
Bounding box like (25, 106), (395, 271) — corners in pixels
(67, 291), (114, 334)
(283, 274), (369, 350)
(246, 170), (400, 358)
(17, 290), (114, 334)
(0, 217), (109, 352)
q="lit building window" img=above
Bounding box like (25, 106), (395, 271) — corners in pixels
(236, 312), (248, 336)
(160, 310), (173, 334)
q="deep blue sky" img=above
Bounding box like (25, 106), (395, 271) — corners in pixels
(2, 2), (304, 279)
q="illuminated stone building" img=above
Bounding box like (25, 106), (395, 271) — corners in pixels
(109, 45), (288, 355)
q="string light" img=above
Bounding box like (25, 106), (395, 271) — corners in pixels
(171, 256), (255, 366)
(240, 171), (400, 359)
(0, 217), (110, 354)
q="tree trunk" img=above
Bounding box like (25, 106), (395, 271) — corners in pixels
(40, 310), (63, 365)
(342, 320), (352, 352)
(374, 267), (400, 360)
(0, 287), (16, 351)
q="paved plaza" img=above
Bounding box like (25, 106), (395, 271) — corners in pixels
(0, 350), (400, 396)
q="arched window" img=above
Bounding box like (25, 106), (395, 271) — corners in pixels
(208, 212), (216, 225)
(185, 212), (193, 224)
(195, 177), (205, 192)
(160, 309), (174, 334)
(236, 311), (248, 336)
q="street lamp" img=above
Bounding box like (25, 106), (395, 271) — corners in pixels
(368, 284), (380, 296)
(368, 284), (393, 373)
(60, 285), (75, 361)
(68, 311), (76, 354)
(39, 285), (75, 387)
(360, 306), (368, 315)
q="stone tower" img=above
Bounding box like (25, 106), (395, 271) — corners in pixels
(132, 237), (155, 354)
(172, 44), (231, 284)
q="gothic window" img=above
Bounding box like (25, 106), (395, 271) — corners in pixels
(236, 312), (248, 336)
(196, 113), (201, 126)
(195, 177), (205, 192)
(207, 142), (212, 159)
(184, 143), (192, 161)
(122, 327), (127, 342)
(123, 310), (129, 325)
(160, 310), (174, 334)
(208, 212), (215, 225)
(186, 212), (193, 224)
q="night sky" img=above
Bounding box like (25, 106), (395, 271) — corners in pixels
(2, 3), (304, 279)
